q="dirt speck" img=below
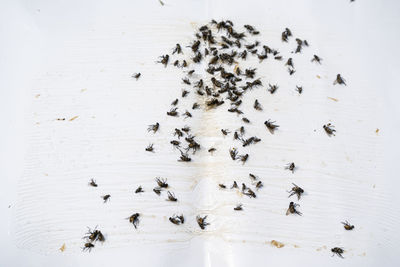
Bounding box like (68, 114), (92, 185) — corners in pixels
(59, 243), (66, 252)
(316, 75), (321, 79)
(69, 116), (79, 121)
(376, 128), (379, 134)
(270, 240), (284, 248)
(293, 244), (300, 248)
(328, 97), (338, 102)
(81, 88), (87, 93)
(35, 94), (41, 98)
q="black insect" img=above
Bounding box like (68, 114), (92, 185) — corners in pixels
(219, 184), (226, 189)
(167, 108), (178, 117)
(192, 52), (202, 63)
(286, 58), (294, 68)
(231, 181), (238, 189)
(171, 98), (179, 106)
(135, 186), (144, 193)
(173, 43), (182, 54)
(268, 84), (278, 94)
(255, 181), (263, 189)
(181, 60), (188, 68)
(156, 177), (168, 188)
(234, 204), (243, 211)
(102, 194), (111, 203)
(264, 120), (279, 133)
(170, 140), (180, 148)
(288, 183), (304, 200)
(158, 54), (169, 67)
(181, 126), (190, 133)
(249, 173), (258, 180)
(132, 73), (141, 80)
(166, 191), (177, 201)
(286, 202), (302, 216)
(229, 148), (238, 160)
(188, 69), (195, 75)
(334, 74), (346, 85)
(288, 68), (296, 75)
(311, 55), (322, 64)
(173, 60), (179, 67)
(147, 122), (159, 133)
(254, 99), (262, 110)
(242, 117), (250, 124)
(178, 151), (191, 162)
(296, 86), (303, 94)
(208, 147), (216, 153)
(331, 247), (344, 258)
(323, 123), (336, 136)
(89, 179), (98, 187)
(244, 68), (256, 79)
(182, 90), (189, 97)
(169, 214), (185, 225)
(285, 162), (296, 173)
(196, 215), (209, 230)
(191, 40), (201, 52)
(274, 56), (282, 60)
(84, 226), (105, 243)
(145, 143), (154, 152)
(82, 242), (94, 252)
(128, 213), (140, 228)
(182, 78), (191, 85)
(243, 188), (256, 198)
(342, 221), (355, 230)
(183, 110), (192, 118)
(153, 188), (162, 195)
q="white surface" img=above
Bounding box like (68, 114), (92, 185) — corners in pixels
(1, 0), (400, 266)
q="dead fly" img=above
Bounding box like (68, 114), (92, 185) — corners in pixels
(181, 126), (190, 133)
(342, 221), (355, 230)
(281, 28), (292, 42)
(135, 186), (144, 193)
(153, 188), (162, 195)
(249, 173), (258, 181)
(169, 214), (184, 225)
(101, 194), (111, 203)
(128, 213), (140, 228)
(170, 140), (180, 148)
(264, 120), (279, 133)
(228, 107), (243, 115)
(312, 55), (322, 64)
(84, 227), (105, 243)
(157, 54), (169, 67)
(243, 188), (256, 198)
(285, 162), (296, 173)
(268, 84), (278, 94)
(178, 151), (191, 162)
(231, 181), (238, 189)
(188, 69), (195, 75)
(286, 202), (302, 216)
(166, 191), (177, 201)
(147, 122), (159, 133)
(208, 147), (216, 153)
(155, 177), (168, 188)
(254, 99), (262, 110)
(182, 90), (189, 97)
(183, 110), (192, 118)
(288, 68), (296, 75)
(229, 148), (238, 160)
(238, 154), (249, 164)
(145, 143), (154, 152)
(181, 60), (188, 68)
(234, 204), (243, 210)
(192, 52), (202, 63)
(190, 40), (201, 52)
(323, 123), (336, 136)
(173, 60), (179, 67)
(196, 215), (210, 230)
(182, 78), (191, 85)
(194, 79), (204, 89)
(173, 128), (183, 139)
(296, 86), (303, 94)
(244, 68), (256, 79)
(331, 247), (344, 258)
(242, 136), (261, 147)
(242, 183), (247, 192)
(334, 74), (346, 85)
(286, 58), (294, 68)
(132, 73), (141, 80)
(89, 179), (98, 187)
(167, 108), (178, 117)
(219, 184), (227, 189)
(192, 103), (200, 109)
(173, 43), (182, 54)
(239, 50), (247, 60)
(82, 242), (94, 252)
(170, 99), (179, 106)
(242, 117), (250, 124)
(288, 183), (304, 200)
(255, 181), (263, 189)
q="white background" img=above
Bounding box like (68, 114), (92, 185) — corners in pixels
(1, 0), (400, 266)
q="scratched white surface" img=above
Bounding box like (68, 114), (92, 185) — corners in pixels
(1, 0), (400, 266)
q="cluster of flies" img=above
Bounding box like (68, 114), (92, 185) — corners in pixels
(82, 19), (351, 257)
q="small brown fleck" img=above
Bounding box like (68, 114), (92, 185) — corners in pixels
(69, 116), (79, 121)
(328, 97), (338, 102)
(316, 75), (321, 79)
(271, 240), (284, 248)
(59, 243), (66, 252)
